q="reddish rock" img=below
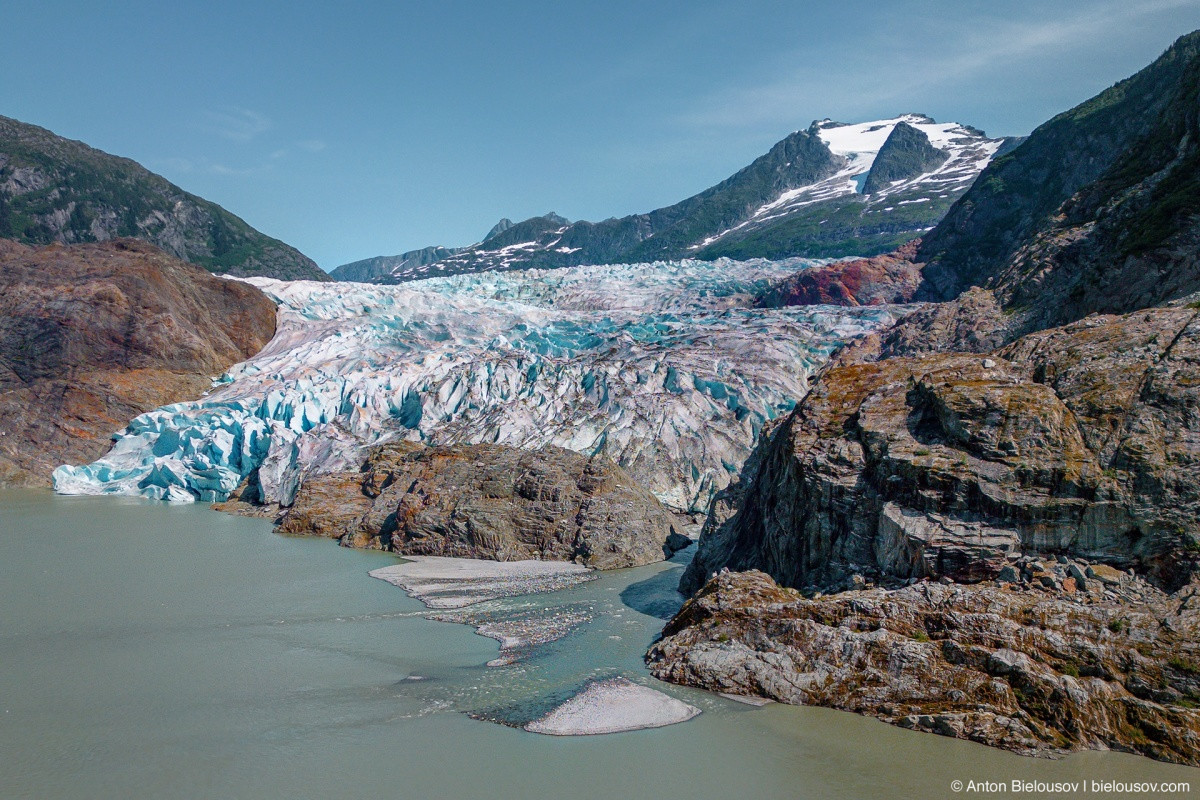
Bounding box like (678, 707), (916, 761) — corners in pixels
(0, 238), (277, 484)
(756, 239), (923, 308)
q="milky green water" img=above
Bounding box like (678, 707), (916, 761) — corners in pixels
(2, 489), (1197, 800)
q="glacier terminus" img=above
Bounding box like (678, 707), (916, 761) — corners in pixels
(52, 258), (900, 512)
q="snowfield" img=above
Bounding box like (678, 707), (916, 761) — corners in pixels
(53, 258), (900, 511)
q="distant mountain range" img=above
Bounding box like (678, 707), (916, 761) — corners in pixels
(336, 114), (1018, 283)
(0, 115), (327, 281)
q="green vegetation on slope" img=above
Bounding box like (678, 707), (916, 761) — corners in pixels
(0, 115), (327, 281)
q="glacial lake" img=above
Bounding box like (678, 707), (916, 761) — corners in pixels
(2, 489), (1197, 799)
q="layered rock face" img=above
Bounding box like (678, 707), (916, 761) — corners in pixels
(0, 238), (277, 484)
(276, 442), (689, 569)
(683, 306), (1200, 595)
(648, 570), (1200, 764)
(658, 34), (1200, 765)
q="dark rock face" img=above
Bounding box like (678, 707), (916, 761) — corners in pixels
(0, 115), (327, 281)
(0, 239), (277, 484)
(483, 218), (514, 241)
(755, 239), (923, 307)
(277, 442), (688, 569)
(683, 306), (1200, 595)
(862, 123), (949, 195)
(648, 570), (1200, 765)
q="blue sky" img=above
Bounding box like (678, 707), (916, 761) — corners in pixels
(3, 0), (1200, 270)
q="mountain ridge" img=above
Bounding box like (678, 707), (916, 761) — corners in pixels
(335, 114), (1014, 283)
(0, 115), (328, 281)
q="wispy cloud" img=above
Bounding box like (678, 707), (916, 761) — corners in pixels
(201, 107), (272, 142)
(208, 162), (271, 177)
(682, 0), (1200, 131)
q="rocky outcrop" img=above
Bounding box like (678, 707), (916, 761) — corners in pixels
(0, 239), (277, 484)
(755, 240), (923, 308)
(0, 115), (327, 281)
(649, 569), (1200, 765)
(659, 33), (1200, 765)
(276, 442), (690, 569)
(683, 305), (1200, 595)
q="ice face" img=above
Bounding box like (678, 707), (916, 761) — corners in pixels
(52, 258), (900, 512)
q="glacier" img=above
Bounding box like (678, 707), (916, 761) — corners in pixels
(52, 258), (900, 512)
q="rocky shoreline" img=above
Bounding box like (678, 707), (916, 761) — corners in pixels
(267, 441), (692, 570)
(648, 568), (1200, 764)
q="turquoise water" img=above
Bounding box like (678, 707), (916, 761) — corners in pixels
(2, 489), (1197, 800)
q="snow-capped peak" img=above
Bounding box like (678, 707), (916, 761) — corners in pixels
(814, 114), (977, 162)
(689, 114), (1005, 252)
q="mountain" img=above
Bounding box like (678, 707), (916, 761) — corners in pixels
(761, 30), (1200, 342)
(337, 213), (573, 283)
(860, 121), (950, 195)
(691, 116), (1014, 262)
(335, 115), (1013, 283)
(917, 30), (1200, 305)
(483, 217), (514, 241)
(658, 31), (1200, 765)
(0, 115), (327, 281)
(330, 245), (463, 282)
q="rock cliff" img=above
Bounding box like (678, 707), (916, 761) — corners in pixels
(658, 31), (1200, 764)
(0, 239), (277, 484)
(683, 305), (1200, 594)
